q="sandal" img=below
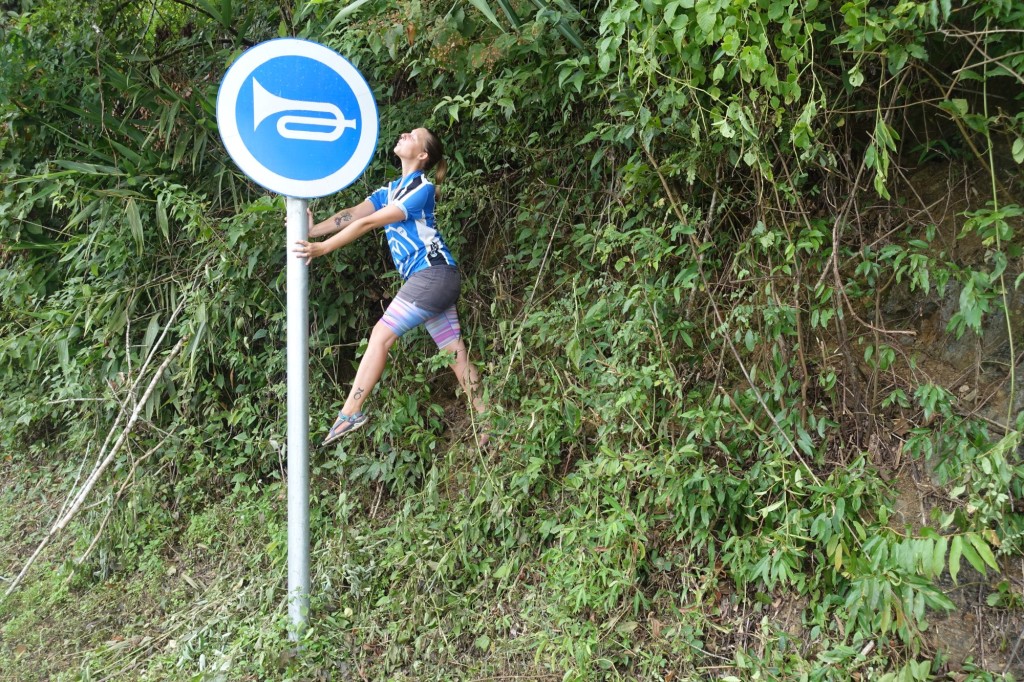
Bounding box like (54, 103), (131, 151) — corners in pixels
(322, 411), (369, 446)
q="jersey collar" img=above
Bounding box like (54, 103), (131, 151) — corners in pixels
(397, 170), (423, 187)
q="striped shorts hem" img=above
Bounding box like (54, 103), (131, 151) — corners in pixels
(381, 299), (462, 349)
(380, 265), (462, 347)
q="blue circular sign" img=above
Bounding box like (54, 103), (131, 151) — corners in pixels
(216, 39), (378, 198)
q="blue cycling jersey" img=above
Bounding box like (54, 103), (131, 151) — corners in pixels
(367, 171), (456, 280)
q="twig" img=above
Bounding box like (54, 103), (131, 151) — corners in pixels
(75, 433), (172, 567)
(1007, 624), (1024, 675)
(502, 178), (577, 382)
(642, 143), (823, 485)
(48, 300), (188, 545)
(54, 444), (92, 524)
(45, 398), (107, 405)
(3, 336), (186, 599)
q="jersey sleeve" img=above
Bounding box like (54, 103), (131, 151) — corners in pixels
(366, 185), (389, 211)
(393, 182), (434, 220)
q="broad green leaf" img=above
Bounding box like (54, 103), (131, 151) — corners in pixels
(126, 198), (144, 256)
(325, 0), (377, 31)
(495, 0), (523, 27)
(848, 65), (864, 87)
(932, 536), (947, 578)
(960, 539), (986, 576)
(492, 560), (514, 579)
(968, 533), (999, 571)
(156, 196), (169, 242)
(696, 8), (717, 34)
(143, 314), (161, 360)
(760, 498), (784, 517)
(949, 535), (962, 583)
(940, 98), (968, 117)
(56, 337), (70, 367)
(52, 160), (123, 176)
(467, 0), (506, 31)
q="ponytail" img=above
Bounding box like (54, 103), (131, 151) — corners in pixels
(434, 157), (447, 186)
(422, 128), (446, 188)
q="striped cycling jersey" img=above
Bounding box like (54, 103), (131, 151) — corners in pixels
(367, 170), (456, 280)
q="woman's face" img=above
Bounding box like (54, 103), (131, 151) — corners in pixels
(394, 128), (429, 164)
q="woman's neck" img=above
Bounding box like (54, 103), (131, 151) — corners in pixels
(400, 161), (423, 179)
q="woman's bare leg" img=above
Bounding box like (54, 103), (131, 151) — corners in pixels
(342, 321), (399, 415)
(443, 338), (488, 444)
(443, 338), (484, 412)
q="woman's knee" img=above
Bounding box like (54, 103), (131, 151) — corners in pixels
(442, 338), (467, 362)
(369, 321), (399, 353)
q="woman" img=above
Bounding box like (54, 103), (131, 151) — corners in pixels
(293, 127), (487, 446)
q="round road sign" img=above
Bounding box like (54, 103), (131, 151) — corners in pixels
(216, 38), (378, 198)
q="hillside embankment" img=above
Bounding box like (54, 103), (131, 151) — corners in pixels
(4, 0), (1024, 680)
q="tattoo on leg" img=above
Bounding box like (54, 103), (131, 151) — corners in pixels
(353, 387), (364, 401)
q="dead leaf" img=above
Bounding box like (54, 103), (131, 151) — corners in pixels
(650, 616), (663, 638)
(278, 647), (298, 667)
(893, 416), (910, 436)
(985, 528), (1001, 547)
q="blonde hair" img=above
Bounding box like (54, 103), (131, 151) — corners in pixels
(422, 128), (446, 186)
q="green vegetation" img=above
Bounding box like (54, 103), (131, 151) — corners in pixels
(2, 0), (1024, 679)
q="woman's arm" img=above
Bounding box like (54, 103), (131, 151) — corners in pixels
(292, 204), (406, 265)
(309, 199), (376, 238)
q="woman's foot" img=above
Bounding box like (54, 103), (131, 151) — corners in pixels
(323, 411), (369, 446)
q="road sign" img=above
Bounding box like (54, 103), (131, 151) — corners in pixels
(216, 38), (379, 198)
(215, 38), (380, 640)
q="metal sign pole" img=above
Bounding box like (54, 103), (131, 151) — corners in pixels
(285, 195), (310, 640)
(216, 38), (378, 639)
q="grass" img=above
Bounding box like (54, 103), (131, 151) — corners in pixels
(2, 419), (1022, 681)
(0, 452), (534, 681)
(0, 463), (279, 682)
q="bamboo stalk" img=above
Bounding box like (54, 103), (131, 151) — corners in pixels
(3, 336), (186, 600)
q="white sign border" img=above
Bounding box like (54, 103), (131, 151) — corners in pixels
(217, 38), (378, 198)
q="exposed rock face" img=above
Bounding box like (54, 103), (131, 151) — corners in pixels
(873, 157), (1024, 673)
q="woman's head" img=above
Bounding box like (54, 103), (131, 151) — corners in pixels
(394, 127), (447, 184)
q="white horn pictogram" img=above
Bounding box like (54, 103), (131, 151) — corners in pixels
(253, 78), (356, 142)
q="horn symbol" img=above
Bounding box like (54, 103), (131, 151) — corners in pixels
(252, 78), (356, 142)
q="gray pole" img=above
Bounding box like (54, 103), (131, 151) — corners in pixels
(285, 196), (310, 640)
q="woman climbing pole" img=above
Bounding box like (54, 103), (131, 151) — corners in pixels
(292, 127), (488, 447)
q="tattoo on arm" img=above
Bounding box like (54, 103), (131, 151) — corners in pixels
(333, 211), (353, 229)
